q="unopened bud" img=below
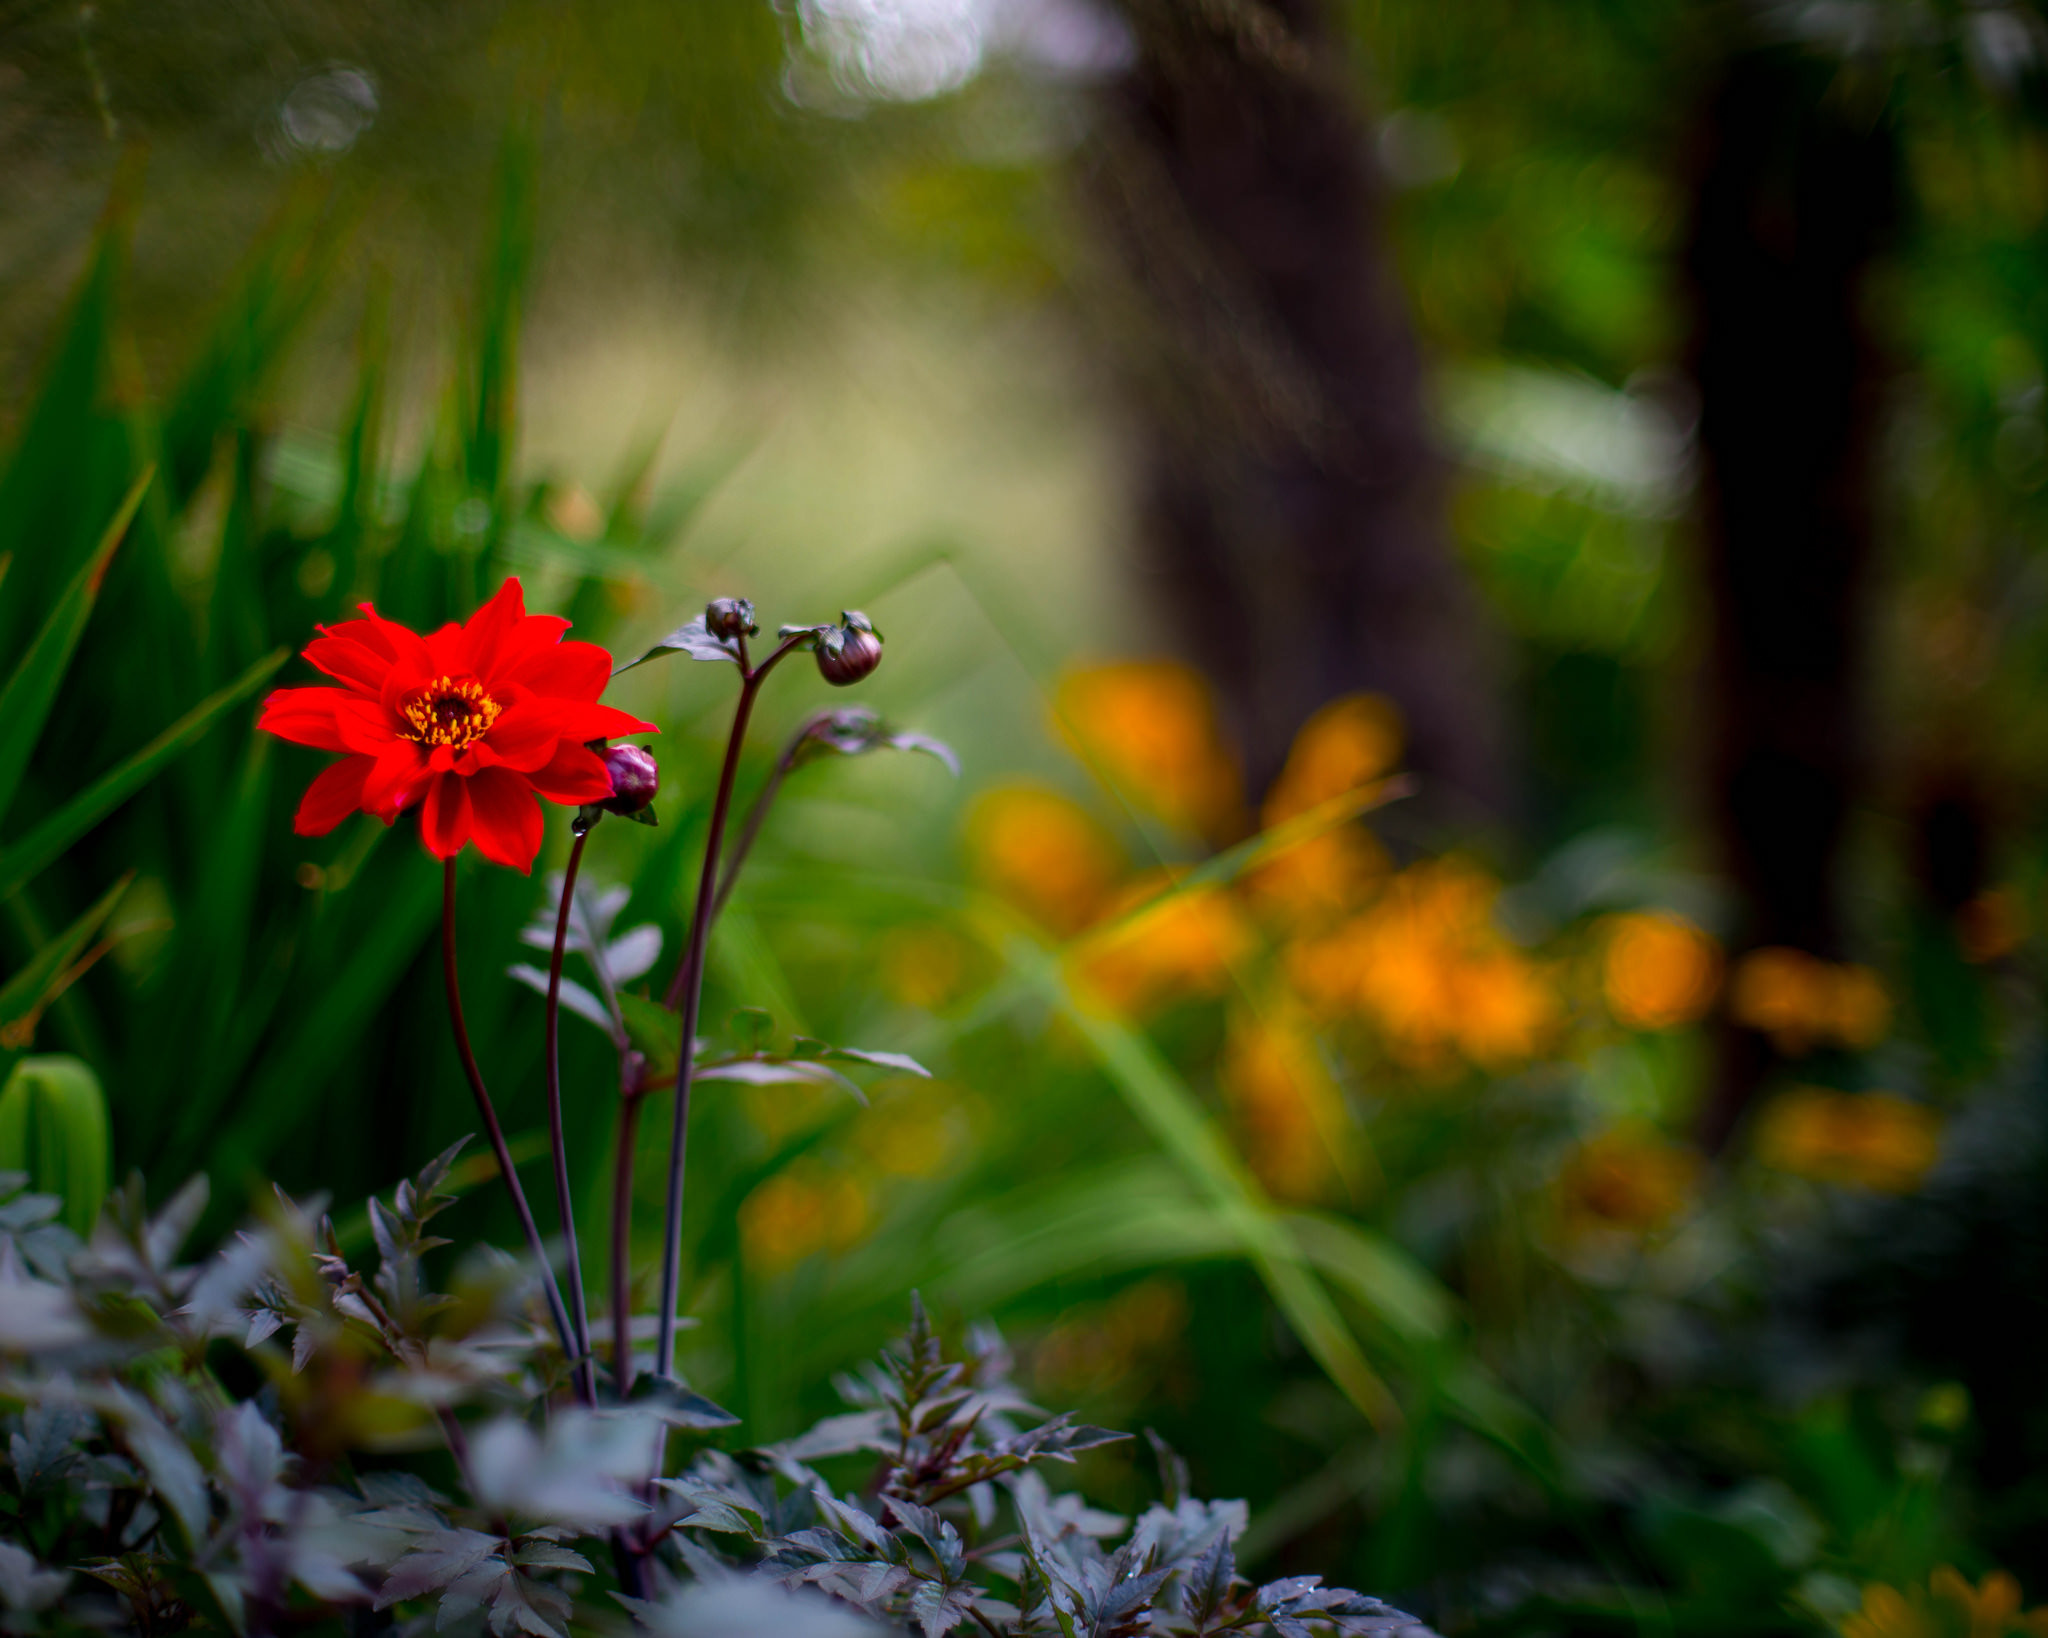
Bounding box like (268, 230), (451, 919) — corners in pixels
(598, 743), (661, 814)
(816, 611), (883, 687)
(705, 598), (759, 642)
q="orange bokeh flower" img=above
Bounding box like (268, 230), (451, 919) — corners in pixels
(1287, 860), (1556, 1072)
(1555, 1126), (1698, 1237)
(1755, 1087), (1941, 1193)
(1601, 911), (1721, 1031)
(1053, 661), (1245, 842)
(1261, 693), (1404, 827)
(1220, 1007), (1352, 1202)
(739, 1160), (869, 1273)
(1072, 872), (1252, 1016)
(1730, 948), (1890, 1055)
(963, 784), (1124, 937)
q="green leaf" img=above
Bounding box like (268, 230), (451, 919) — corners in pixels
(0, 874), (131, 1088)
(0, 648), (286, 902)
(1003, 927), (1401, 1431)
(0, 466), (154, 834)
(0, 1055), (110, 1235)
(611, 614), (740, 676)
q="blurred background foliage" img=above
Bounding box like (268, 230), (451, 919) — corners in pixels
(11, 0), (2048, 1632)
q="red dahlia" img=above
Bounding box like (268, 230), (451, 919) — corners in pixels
(258, 577), (655, 872)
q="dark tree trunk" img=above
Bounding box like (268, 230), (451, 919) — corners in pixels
(1685, 43), (1899, 1151)
(1085, 0), (1505, 820)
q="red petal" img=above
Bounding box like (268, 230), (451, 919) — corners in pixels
(563, 701), (659, 740)
(303, 630), (394, 694)
(361, 740), (430, 818)
(259, 688), (361, 753)
(464, 766), (544, 873)
(526, 742), (615, 805)
(419, 773), (474, 860)
(292, 756), (373, 835)
(472, 699), (566, 772)
(501, 639), (612, 701)
(487, 612), (573, 681)
(423, 621), (469, 679)
(456, 577), (528, 680)
(352, 603), (435, 675)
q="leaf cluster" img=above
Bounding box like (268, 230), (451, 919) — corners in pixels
(0, 1166), (1436, 1638)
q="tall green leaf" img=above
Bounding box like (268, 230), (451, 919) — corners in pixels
(0, 650), (286, 902)
(0, 466), (154, 834)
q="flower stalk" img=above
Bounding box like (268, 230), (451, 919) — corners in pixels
(440, 858), (579, 1374)
(652, 630), (807, 1381)
(543, 829), (599, 1408)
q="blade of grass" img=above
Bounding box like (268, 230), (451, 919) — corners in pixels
(0, 466), (154, 832)
(998, 924), (1400, 1430)
(0, 650), (286, 902)
(0, 874), (131, 1088)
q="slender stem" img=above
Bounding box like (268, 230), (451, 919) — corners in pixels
(610, 1088), (644, 1398)
(440, 858), (578, 1372)
(545, 831), (598, 1408)
(709, 742), (799, 924)
(653, 635), (806, 1380)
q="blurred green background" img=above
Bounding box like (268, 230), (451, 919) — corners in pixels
(11, 0), (2048, 1632)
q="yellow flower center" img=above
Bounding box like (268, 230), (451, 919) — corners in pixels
(402, 676), (502, 749)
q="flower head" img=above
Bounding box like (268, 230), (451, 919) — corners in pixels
(258, 577), (656, 873)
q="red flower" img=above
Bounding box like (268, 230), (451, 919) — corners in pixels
(258, 577), (656, 872)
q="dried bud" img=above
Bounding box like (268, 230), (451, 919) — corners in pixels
(598, 743), (661, 815)
(816, 612), (883, 688)
(705, 598), (759, 642)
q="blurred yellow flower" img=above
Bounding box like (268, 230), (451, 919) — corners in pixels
(739, 1160), (869, 1273)
(1072, 872), (1252, 1016)
(1755, 1088), (1941, 1193)
(1730, 947), (1891, 1055)
(1843, 1567), (2048, 1638)
(1053, 661), (1245, 842)
(1286, 861), (1556, 1072)
(1602, 911), (1721, 1032)
(852, 1083), (972, 1180)
(1221, 1007), (1351, 1202)
(1261, 693), (1404, 826)
(1245, 826), (1389, 927)
(1555, 1126), (1698, 1237)
(880, 923), (976, 1010)
(964, 784), (1124, 937)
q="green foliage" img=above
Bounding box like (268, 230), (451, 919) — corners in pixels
(0, 1059), (109, 1238)
(0, 1161), (1432, 1638)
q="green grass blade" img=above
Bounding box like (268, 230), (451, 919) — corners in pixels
(0, 467), (154, 835)
(0, 650), (285, 902)
(1001, 926), (1401, 1429)
(0, 873), (131, 1090)
(202, 866), (441, 1179)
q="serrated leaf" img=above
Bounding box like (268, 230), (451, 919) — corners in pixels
(695, 1057), (867, 1102)
(627, 1373), (740, 1430)
(613, 614), (740, 674)
(510, 1541), (593, 1575)
(790, 1039), (933, 1079)
(377, 1531), (501, 1609)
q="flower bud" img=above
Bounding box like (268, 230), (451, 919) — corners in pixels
(816, 612), (883, 688)
(598, 743), (661, 814)
(705, 598), (759, 642)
